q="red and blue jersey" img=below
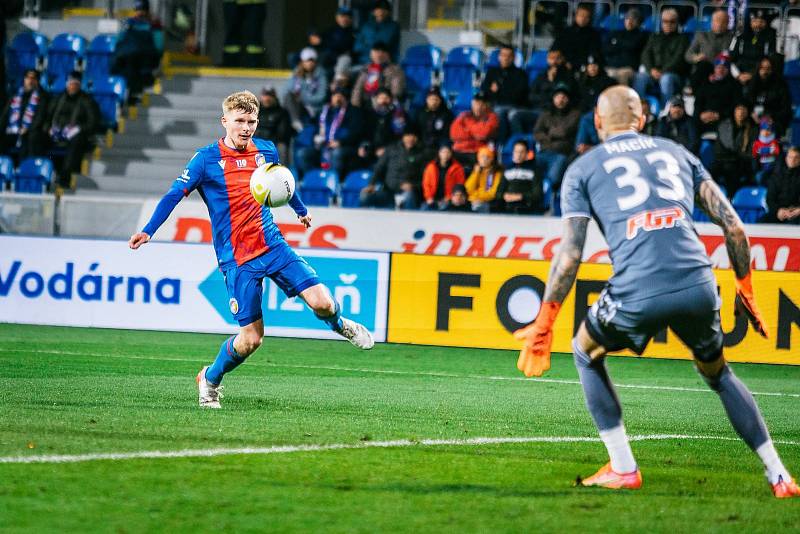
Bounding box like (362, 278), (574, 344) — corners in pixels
(142, 137), (307, 271)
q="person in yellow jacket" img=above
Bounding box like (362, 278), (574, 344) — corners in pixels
(465, 145), (503, 212)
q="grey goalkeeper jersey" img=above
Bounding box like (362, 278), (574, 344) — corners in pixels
(561, 131), (714, 302)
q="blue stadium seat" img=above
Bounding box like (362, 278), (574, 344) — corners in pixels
(541, 178), (553, 212)
(6, 32), (47, 90)
(299, 169), (338, 206)
(485, 47), (524, 70)
(525, 50), (548, 83)
(341, 169), (372, 208)
(443, 46), (484, 114)
(0, 156), (15, 188)
(15, 157), (54, 194)
(90, 76), (127, 130)
(699, 139), (715, 170)
(732, 186), (767, 223)
(46, 33), (87, 82)
(645, 95), (660, 117)
(500, 133), (534, 167)
(85, 34), (117, 84)
(784, 60), (800, 107)
(401, 45), (443, 111)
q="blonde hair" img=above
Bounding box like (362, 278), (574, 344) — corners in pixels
(222, 90), (259, 115)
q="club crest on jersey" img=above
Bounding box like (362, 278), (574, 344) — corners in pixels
(229, 298), (239, 315)
(255, 153), (266, 167)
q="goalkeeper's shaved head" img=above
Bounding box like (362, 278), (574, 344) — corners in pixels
(594, 85), (645, 141)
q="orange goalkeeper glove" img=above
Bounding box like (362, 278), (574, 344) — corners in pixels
(514, 302), (561, 377)
(734, 272), (769, 338)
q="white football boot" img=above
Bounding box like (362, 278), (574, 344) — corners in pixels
(340, 318), (374, 349)
(196, 366), (223, 409)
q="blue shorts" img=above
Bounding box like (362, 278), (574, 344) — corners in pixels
(585, 281), (724, 362)
(223, 243), (320, 326)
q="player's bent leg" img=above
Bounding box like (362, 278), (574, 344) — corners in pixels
(300, 284), (374, 350)
(198, 320), (264, 408)
(574, 323), (642, 489)
(694, 351), (799, 498)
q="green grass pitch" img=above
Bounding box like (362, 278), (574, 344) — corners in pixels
(1, 323), (799, 532)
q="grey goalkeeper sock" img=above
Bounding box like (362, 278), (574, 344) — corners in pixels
(573, 339), (623, 432)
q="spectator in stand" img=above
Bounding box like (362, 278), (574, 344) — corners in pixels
(442, 183), (471, 212)
(416, 87), (453, 152)
(533, 82), (581, 190)
(363, 87), (406, 158)
(353, 140), (377, 171)
(640, 98), (657, 136)
(112, 0), (161, 104)
(353, 0), (400, 65)
(287, 28), (323, 69)
(480, 43), (529, 140)
(351, 41), (405, 108)
(297, 87), (362, 179)
(603, 8), (649, 86)
(449, 91), (500, 168)
(283, 47), (328, 133)
(0, 1), (24, 104)
(693, 52), (741, 136)
(46, 71), (99, 189)
(0, 70), (48, 161)
(255, 86), (292, 164)
(634, 8), (690, 106)
(713, 101), (757, 196)
(360, 123), (426, 209)
(528, 49), (577, 110)
(574, 111), (600, 156)
(752, 118), (780, 184)
(655, 96), (698, 153)
(498, 139), (543, 214)
(321, 7), (355, 76)
(743, 56), (792, 137)
(576, 54), (615, 113)
(465, 145), (503, 213)
(421, 141), (466, 210)
(765, 147), (800, 224)
(685, 9), (733, 91)
(550, 4), (603, 70)
(729, 9), (777, 85)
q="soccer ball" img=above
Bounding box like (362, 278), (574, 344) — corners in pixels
(250, 163), (295, 207)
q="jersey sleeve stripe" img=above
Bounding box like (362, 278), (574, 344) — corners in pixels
(562, 211), (592, 219)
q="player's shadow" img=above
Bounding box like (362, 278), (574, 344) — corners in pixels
(325, 482), (577, 498)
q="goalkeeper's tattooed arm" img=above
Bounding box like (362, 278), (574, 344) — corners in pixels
(697, 180), (750, 278)
(543, 216), (590, 303)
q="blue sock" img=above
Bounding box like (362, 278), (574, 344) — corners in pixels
(205, 336), (246, 385)
(315, 300), (343, 332)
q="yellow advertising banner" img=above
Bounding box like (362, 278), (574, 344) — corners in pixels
(388, 254), (800, 365)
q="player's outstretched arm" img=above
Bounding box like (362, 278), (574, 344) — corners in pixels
(515, 216), (589, 377)
(128, 232), (150, 249)
(697, 180), (769, 337)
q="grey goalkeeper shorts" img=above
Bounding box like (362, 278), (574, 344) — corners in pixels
(584, 280), (724, 362)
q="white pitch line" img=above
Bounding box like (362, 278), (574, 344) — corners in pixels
(12, 349), (800, 399)
(2, 434), (799, 465)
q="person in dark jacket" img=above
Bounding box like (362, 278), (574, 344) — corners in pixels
(633, 8), (690, 105)
(712, 101), (757, 196)
(442, 183), (472, 212)
(363, 87), (406, 158)
(255, 86), (292, 163)
(765, 147), (800, 224)
(498, 139), (544, 214)
(693, 53), (742, 136)
(533, 82), (581, 190)
(528, 49), (577, 110)
(353, 0), (400, 64)
(0, 70), (48, 160)
(415, 87), (453, 152)
(480, 44), (529, 141)
(550, 4), (602, 70)
(111, 0), (161, 103)
(321, 7), (355, 76)
(46, 71), (99, 188)
(729, 9), (777, 84)
(0, 0), (24, 104)
(685, 9), (733, 91)
(603, 8), (649, 86)
(577, 55), (615, 113)
(743, 56), (793, 137)
(297, 88), (362, 179)
(655, 95), (697, 153)
(360, 123), (426, 209)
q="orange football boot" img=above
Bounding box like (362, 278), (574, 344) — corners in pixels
(772, 476), (800, 499)
(580, 462), (642, 490)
